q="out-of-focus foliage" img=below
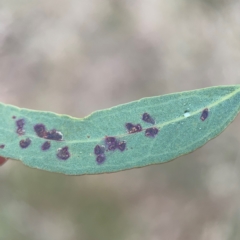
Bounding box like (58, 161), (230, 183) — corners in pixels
(1, 0), (240, 239)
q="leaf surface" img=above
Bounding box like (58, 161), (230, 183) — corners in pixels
(0, 85), (240, 175)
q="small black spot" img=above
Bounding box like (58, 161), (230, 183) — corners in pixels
(118, 141), (126, 151)
(87, 135), (90, 138)
(145, 127), (159, 137)
(57, 146), (70, 160)
(41, 141), (51, 151)
(96, 154), (105, 164)
(0, 144), (5, 149)
(142, 113), (155, 124)
(46, 129), (63, 141)
(34, 124), (46, 138)
(19, 138), (31, 148)
(125, 123), (142, 134)
(105, 136), (118, 150)
(201, 108), (209, 121)
(94, 145), (105, 155)
(16, 119), (25, 135)
(12, 116), (16, 119)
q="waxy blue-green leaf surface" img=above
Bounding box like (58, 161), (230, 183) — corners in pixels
(0, 85), (240, 175)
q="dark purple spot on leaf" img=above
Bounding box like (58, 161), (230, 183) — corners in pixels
(34, 124), (63, 141)
(94, 145), (105, 155)
(46, 129), (63, 141)
(142, 113), (155, 124)
(125, 123), (142, 134)
(0, 144), (5, 149)
(96, 154), (105, 164)
(41, 141), (51, 151)
(57, 146), (70, 160)
(145, 127), (159, 138)
(118, 141), (126, 152)
(12, 116), (16, 119)
(34, 124), (46, 138)
(19, 138), (31, 148)
(16, 119), (25, 135)
(105, 136), (118, 150)
(201, 108), (209, 121)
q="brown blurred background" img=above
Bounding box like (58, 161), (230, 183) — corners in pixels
(1, 0), (240, 239)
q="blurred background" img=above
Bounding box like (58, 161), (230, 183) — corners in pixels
(0, 0), (240, 239)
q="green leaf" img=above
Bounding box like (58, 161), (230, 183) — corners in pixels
(0, 85), (240, 175)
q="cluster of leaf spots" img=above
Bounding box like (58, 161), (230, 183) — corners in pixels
(94, 145), (106, 164)
(201, 108), (209, 121)
(34, 124), (63, 141)
(34, 124), (69, 159)
(16, 119), (25, 135)
(13, 117), (71, 161)
(0, 144), (5, 149)
(57, 146), (70, 160)
(105, 137), (126, 152)
(94, 137), (127, 164)
(141, 112), (159, 138)
(13, 106), (209, 166)
(33, 124), (69, 159)
(94, 113), (158, 165)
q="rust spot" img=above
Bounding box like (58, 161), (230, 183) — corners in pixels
(34, 124), (46, 138)
(16, 119), (25, 135)
(105, 136), (118, 150)
(19, 138), (31, 148)
(46, 129), (63, 141)
(94, 145), (105, 155)
(118, 141), (126, 151)
(142, 113), (155, 124)
(34, 124), (63, 141)
(125, 123), (142, 134)
(0, 144), (5, 149)
(41, 141), (51, 151)
(145, 127), (159, 138)
(200, 108), (209, 121)
(57, 146), (70, 160)
(96, 154), (105, 164)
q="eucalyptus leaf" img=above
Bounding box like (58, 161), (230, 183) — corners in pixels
(0, 85), (240, 175)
